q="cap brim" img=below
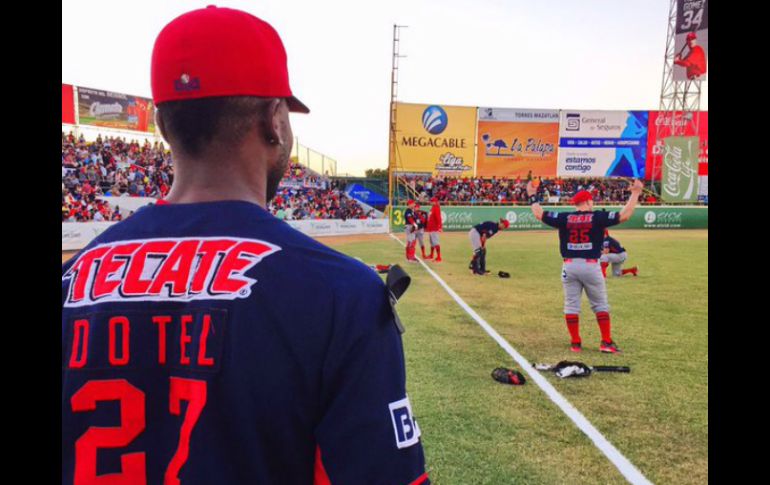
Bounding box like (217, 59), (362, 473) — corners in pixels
(287, 95), (310, 114)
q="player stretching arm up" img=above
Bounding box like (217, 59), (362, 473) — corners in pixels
(524, 179), (643, 353)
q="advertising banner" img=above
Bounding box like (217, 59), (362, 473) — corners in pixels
(646, 111), (707, 180)
(62, 84), (76, 124)
(558, 111), (649, 178)
(476, 107), (559, 177)
(674, 0), (708, 81)
(662, 136), (700, 203)
(394, 103), (477, 176)
(391, 206), (707, 231)
(77, 86), (156, 133)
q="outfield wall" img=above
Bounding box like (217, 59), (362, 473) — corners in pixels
(62, 219), (390, 251)
(391, 206), (708, 231)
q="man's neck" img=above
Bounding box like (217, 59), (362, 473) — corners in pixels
(163, 151), (269, 208)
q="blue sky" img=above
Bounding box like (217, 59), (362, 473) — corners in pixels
(63, 0), (707, 176)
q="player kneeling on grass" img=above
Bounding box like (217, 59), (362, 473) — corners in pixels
(600, 229), (638, 278)
(526, 179), (643, 353)
(468, 218), (510, 275)
(426, 197), (443, 262)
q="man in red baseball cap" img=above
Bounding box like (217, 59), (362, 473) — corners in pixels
(61, 6), (429, 485)
(426, 197), (443, 262)
(526, 179), (643, 353)
(674, 31), (707, 80)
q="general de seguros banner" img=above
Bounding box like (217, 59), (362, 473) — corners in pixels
(476, 108), (559, 177)
(394, 102), (477, 176)
(557, 110), (649, 178)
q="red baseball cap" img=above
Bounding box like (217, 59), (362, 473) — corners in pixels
(686, 31), (697, 41)
(501, 219), (510, 228)
(407, 199), (415, 205)
(151, 5), (309, 113)
(572, 190), (593, 205)
(430, 197), (438, 203)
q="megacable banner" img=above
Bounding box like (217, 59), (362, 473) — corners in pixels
(558, 110), (649, 178)
(476, 108), (559, 178)
(394, 102), (477, 176)
(77, 86), (156, 133)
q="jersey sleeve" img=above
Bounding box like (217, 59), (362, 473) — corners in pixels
(315, 270), (428, 485)
(597, 211), (622, 228)
(541, 210), (565, 228)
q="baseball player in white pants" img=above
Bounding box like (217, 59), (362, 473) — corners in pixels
(527, 179), (643, 353)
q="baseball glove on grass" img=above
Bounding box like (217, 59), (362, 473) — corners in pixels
(491, 367), (526, 385)
(498, 271), (510, 278)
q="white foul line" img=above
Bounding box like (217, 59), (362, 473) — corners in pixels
(388, 233), (652, 485)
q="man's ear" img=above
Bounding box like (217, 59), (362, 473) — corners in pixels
(264, 98), (285, 146)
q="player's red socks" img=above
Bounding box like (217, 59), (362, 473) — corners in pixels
(622, 267), (638, 276)
(435, 245), (442, 262)
(421, 246), (428, 259)
(565, 314), (581, 344)
(600, 262), (608, 278)
(596, 311), (612, 342)
(429, 246), (434, 259)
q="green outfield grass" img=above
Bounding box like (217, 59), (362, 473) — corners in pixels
(323, 230), (707, 485)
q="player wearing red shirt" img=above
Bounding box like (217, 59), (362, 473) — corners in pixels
(674, 32), (707, 80)
(426, 197), (443, 262)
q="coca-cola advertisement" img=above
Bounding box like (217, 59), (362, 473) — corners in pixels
(646, 111), (707, 181)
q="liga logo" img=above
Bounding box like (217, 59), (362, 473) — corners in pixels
(63, 237), (281, 307)
(422, 105), (448, 135)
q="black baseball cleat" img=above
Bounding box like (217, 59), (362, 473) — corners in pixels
(600, 340), (621, 353)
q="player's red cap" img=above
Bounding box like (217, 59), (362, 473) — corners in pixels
(407, 199), (415, 205)
(686, 31), (697, 41)
(501, 219), (510, 228)
(430, 197), (439, 203)
(151, 5), (309, 113)
(572, 190), (593, 205)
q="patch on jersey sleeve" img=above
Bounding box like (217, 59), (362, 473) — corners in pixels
(62, 237), (281, 307)
(389, 395), (422, 449)
(609, 212), (618, 219)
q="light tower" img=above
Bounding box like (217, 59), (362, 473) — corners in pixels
(388, 24), (407, 218)
(651, 0), (708, 194)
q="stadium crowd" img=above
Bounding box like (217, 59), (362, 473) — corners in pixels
(400, 175), (661, 205)
(62, 132), (372, 222)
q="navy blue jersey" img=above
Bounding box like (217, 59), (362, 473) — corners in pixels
(404, 208), (417, 227)
(541, 210), (621, 259)
(62, 200), (428, 485)
(474, 221), (500, 239)
(603, 236), (625, 254)
(416, 210), (428, 230)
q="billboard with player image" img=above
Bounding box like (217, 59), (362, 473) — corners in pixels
(557, 110), (649, 178)
(646, 111), (707, 181)
(476, 107), (559, 177)
(673, 0), (708, 81)
(77, 86), (156, 133)
(394, 102), (477, 176)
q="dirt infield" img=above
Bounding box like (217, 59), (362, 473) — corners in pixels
(61, 233), (392, 264)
